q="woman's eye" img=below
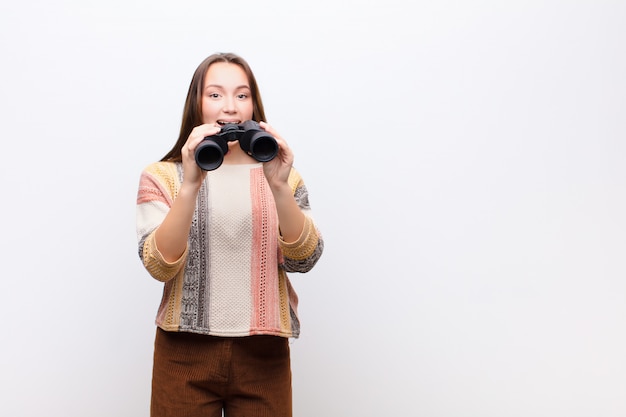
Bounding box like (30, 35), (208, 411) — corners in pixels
(208, 93), (220, 99)
(237, 93), (249, 100)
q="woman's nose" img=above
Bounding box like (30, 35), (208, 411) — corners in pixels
(222, 97), (236, 112)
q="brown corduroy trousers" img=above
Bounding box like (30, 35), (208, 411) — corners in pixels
(150, 328), (293, 417)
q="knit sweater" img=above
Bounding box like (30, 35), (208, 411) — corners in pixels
(136, 161), (323, 338)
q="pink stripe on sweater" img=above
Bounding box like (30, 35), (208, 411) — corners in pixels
(137, 172), (174, 206)
(249, 168), (280, 331)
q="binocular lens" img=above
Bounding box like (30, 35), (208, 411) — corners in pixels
(195, 141), (225, 171)
(249, 134), (278, 162)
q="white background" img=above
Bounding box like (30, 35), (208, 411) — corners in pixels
(1, 1), (625, 416)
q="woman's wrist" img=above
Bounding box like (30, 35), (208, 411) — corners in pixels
(179, 179), (202, 198)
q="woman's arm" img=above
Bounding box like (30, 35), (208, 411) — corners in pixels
(153, 124), (221, 262)
(259, 122), (323, 271)
(259, 121), (306, 242)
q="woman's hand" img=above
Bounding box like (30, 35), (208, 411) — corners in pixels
(154, 124), (221, 262)
(259, 121), (305, 243)
(259, 121), (293, 190)
(180, 124), (221, 190)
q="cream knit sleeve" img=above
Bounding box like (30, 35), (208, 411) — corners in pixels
(136, 161), (186, 282)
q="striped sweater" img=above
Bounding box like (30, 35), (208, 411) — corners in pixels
(136, 161), (323, 338)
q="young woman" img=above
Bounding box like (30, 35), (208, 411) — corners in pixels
(136, 52), (324, 417)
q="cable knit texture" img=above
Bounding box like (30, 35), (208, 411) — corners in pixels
(136, 161), (323, 338)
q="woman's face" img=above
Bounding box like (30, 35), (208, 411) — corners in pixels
(201, 62), (254, 126)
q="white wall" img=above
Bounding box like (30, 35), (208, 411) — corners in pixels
(1, 1), (625, 416)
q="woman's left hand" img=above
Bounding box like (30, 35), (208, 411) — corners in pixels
(259, 121), (293, 189)
(258, 121), (305, 242)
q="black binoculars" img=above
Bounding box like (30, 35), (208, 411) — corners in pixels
(194, 120), (278, 171)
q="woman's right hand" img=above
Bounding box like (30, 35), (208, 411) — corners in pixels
(180, 124), (221, 190)
(154, 124), (222, 262)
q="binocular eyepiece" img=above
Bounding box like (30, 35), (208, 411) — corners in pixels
(194, 120), (278, 171)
